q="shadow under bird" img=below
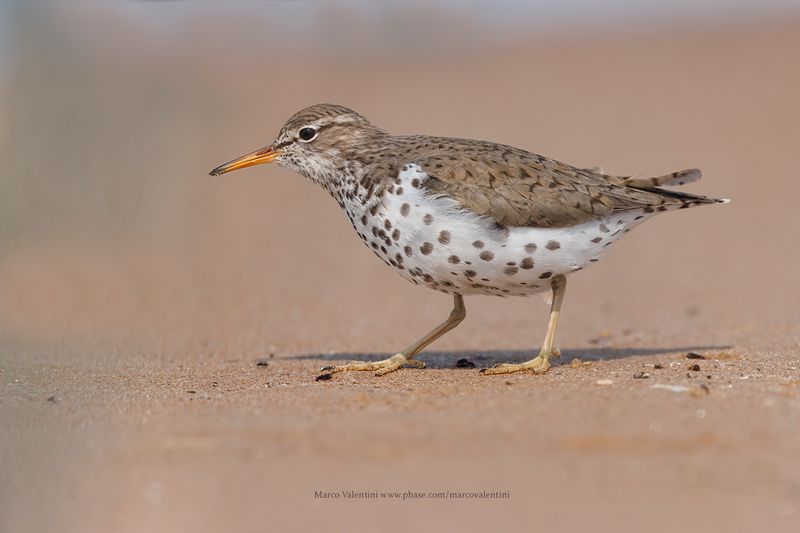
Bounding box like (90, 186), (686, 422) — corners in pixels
(211, 104), (727, 377)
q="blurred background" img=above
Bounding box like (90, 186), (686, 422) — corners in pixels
(2, 1), (800, 532)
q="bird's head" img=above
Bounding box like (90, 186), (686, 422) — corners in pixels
(210, 103), (385, 185)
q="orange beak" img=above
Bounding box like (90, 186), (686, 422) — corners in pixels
(209, 145), (281, 176)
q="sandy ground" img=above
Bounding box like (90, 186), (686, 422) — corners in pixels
(2, 14), (800, 533)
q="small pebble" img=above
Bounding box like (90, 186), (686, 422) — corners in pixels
(186, 390), (196, 394)
(633, 372), (649, 379)
(700, 384), (710, 394)
(316, 373), (333, 382)
(46, 395), (59, 403)
(687, 352), (706, 360)
(595, 379), (614, 386)
(455, 358), (476, 369)
(688, 364), (701, 372)
(255, 358), (270, 367)
(653, 363), (664, 370)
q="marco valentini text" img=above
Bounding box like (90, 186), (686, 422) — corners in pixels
(314, 490), (511, 500)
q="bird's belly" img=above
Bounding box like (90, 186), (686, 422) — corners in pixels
(347, 168), (650, 297)
(413, 221), (650, 296)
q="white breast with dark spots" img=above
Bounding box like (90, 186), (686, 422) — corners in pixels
(349, 164), (651, 296)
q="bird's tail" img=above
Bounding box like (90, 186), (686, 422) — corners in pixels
(624, 169), (730, 207)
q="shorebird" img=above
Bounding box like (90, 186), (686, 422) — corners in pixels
(210, 104), (726, 377)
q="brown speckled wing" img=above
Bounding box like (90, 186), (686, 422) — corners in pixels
(384, 136), (715, 228)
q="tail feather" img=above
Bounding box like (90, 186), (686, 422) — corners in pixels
(621, 168), (730, 208)
(624, 168), (702, 188)
(652, 188), (729, 208)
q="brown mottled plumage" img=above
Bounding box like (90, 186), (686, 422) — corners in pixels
(210, 104), (727, 378)
(348, 136), (716, 228)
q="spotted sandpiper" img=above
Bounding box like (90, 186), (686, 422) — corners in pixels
(210, 104), (727, 377)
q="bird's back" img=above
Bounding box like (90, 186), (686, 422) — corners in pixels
(361, 135), (724, 229)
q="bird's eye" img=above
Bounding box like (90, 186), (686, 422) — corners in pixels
(298, 127), (317, 142)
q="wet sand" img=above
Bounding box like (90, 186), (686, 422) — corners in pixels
(1, 20), (800, 533)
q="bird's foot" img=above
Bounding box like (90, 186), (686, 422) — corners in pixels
(321, 353), (424, 377)
(480, 352), (552, 375)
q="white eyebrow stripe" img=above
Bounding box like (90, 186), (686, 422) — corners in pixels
(328, 115), (362, 126)
(300, 116), (360, 133)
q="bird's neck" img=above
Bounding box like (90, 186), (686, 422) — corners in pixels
(297, 133), (395, 219)
(323, 163), (386, 222)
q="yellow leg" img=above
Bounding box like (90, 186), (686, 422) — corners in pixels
(481, 274), (566, 375)
(322, 294), (466, 376)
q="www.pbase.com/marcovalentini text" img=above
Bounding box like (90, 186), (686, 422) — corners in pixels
(314, 490), (511, 500)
